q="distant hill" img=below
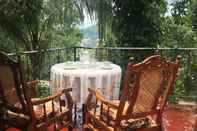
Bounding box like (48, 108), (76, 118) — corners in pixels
(80, 25), (98, 39)
(80, 25), (99, 47)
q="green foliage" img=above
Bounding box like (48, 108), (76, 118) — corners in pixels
(112, 0), (167, 47)
(99, 0), (169, 66)
(0, 0), (42, 47)
(80, 0), (113, 41)
(0, 0), (83, 51)
(169, 89), (178, 104)
(0, 0), (196, 102)
(0, 29), (17, 52)
(36, 81), (50, 98)
(171, 0), (190, 25)
(84, 0), (196, 103)
(190, 0), (197, 32)
(44, 0), (84, 48)
(0, 0), (83, 79)
(160, 0), (197, 102)
(161, 18), (197, 47)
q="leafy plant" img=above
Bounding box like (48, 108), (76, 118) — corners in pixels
(36, 81), (50, 98)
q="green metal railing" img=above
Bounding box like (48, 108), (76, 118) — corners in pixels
(8, 46), (197, 101)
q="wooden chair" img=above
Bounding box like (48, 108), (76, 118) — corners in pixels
(0, 52), (73, 131)
(83, 55), (181, 131)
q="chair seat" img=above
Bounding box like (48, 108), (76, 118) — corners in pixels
(88, 100), (150, 130)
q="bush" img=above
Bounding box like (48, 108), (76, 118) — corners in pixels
(36, 81), (50, 98)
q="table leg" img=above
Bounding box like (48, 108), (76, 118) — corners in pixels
(82, 103), (85, 124)
(74, 104), (77, 126)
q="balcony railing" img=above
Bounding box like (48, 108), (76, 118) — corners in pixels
(7, 46), (197, 101)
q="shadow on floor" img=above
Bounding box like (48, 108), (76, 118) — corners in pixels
(6, 105), (197, 131)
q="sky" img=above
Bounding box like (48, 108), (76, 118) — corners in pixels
(78, 13), (97, 29)
(167, 0), (175, 4)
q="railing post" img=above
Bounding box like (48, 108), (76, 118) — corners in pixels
(73, 47), (77, 61)
(57, 49), (61, 63)
(95, 47), (98, 59)
(48, 51), (51, 82)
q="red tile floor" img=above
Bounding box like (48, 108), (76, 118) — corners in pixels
(6, 106), (197, 131)
(163, 106), (196, 131)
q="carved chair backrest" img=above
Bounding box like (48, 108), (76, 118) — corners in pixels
(117, 55), (180, 119)
(0, 52), (29, 114)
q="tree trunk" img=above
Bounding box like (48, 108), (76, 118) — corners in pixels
(29, 53), (41, 80)
(28, 39), (42, 80)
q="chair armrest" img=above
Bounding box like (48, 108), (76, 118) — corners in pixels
(26, 80), (39, 87)
(31, 88), (73, 107)
(31, 91), (62, 105)
(88, 88), (119, 109)
(5, 110), (29, 121)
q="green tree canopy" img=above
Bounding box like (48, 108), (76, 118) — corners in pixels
(0, 0), (84, 79)
(0, 0), (83, 52)
(111, 0), (167, 47)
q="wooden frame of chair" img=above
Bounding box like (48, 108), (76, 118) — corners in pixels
(83, 55), (181, 131)
(0, 52), (74, 131)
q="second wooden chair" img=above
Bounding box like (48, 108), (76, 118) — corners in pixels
(83, 55), (181, 131)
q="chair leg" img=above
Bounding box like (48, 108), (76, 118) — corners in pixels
(22, 128), (28, 131)
(68, 125), (73, 131)
(0, 123), (6, 130)
(82, 124), (90, 131)
(26, 125), (35, 131)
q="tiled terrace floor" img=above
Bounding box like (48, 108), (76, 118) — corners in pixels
(163, 105), (196, 131)
(6, 106), (196, 131)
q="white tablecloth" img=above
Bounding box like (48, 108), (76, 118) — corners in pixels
(50, 61), (121, 103)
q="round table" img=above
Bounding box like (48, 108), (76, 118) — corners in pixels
(50, 61), (121, 103)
